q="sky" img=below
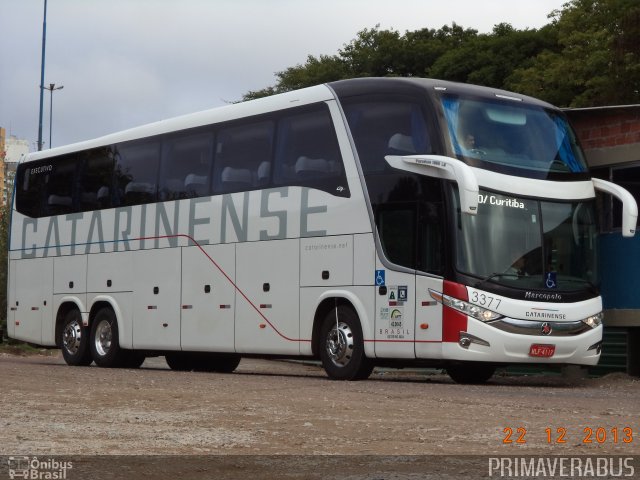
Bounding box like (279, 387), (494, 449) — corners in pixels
(0, 0), (568, 151)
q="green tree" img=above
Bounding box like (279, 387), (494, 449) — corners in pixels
(430, 23), (557, 89)
(242, 0), (640, 107)
(0, 195), (10, 337)
(507, 0), (640, 106)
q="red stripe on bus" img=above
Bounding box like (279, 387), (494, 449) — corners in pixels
(136, 234), (311, 343)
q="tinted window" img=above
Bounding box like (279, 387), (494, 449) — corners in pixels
(79, 147), (115, 210)
(274, 105), (348, 196)
(114, 139), (161, 206)
(344, 99), (431, 173)
(16, 156), (79, 218)
(213, 121), (274, 194)
(160, 130), (214, 200)
(17, 162), (53, 217)
(378, 205), (416, 268)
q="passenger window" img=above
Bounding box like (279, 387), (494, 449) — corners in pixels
(114, 139), (161, 206)
(44, 155), (78, 216)
(274, 105), (348, 196)
(79, 147), (115, 211)
(343, 99), (431, 173)
(160, 130), (214, 200)
(213, 121), (274, 194)
(17, 162), (53, 218)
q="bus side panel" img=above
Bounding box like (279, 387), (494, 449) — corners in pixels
(300, 235), (353, 287)
(353, 233), (375, 287)
(414, 275), (444, 359)
(12, 257), (53, 346)
(87, 250), (134, 349)
(374, 267), (416, 359)
(235, 238), (300, 354)
(132, 248), (182, 350)
(53, 254), (87, 296)
(181, 243), (236, 352)
(7, 260), (16, 339)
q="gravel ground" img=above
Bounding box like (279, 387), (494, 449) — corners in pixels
(1, 351), (638, 478)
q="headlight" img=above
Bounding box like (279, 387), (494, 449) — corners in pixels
(429, 289), (503, 322)
(582, 312), (603, 329)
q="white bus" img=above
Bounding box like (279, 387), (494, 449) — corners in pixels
(8, 78), (638, 383)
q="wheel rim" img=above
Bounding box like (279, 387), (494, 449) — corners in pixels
(62, 318), (82, 355)
(94, 319), (112, 357)
(325, 321), (354, 367)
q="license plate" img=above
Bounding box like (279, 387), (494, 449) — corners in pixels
(529, 344), (556, 358)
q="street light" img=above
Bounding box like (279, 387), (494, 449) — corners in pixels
(43, 83), (63, 149)
(37, 0), (48, 151)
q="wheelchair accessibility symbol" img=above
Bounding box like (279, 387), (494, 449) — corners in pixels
(375, 270), (385, 286)
(545, 272), (557, 289)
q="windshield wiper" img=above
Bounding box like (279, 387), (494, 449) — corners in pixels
(474, 272), (518, 290)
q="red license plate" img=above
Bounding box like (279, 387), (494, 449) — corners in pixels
(529, 344), (556, 358)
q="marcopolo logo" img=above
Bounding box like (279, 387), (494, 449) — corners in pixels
(7, 456), (73, 479)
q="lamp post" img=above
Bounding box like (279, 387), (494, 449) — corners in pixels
(37, 0), (48, 151)
(43, 83), (63, 149)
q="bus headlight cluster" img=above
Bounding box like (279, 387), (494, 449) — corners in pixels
(582, 312), (603, 329)
(429, 290), (503, 322)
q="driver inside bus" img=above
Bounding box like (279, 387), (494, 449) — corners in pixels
(505, 255), (528, 277)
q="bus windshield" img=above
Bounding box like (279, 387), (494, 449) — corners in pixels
(441, 94), (588, 178)
(452, 188), (598, 292)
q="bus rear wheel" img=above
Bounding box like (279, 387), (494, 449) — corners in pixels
(446, 362), (496, 384)
(319, 305), (374, 381)
(60, 309), (92, 366)
(90, 307), (125, 368)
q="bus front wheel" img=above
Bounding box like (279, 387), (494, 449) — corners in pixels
(90, 307), (125, 368)
(319, 305), (374, 381)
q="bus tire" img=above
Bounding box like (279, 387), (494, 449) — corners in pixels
(446, 363), (496, 384)
(122, 351), (146, 369)
(90, 307), (125, 368)
(60, 309), (92, 366)
(194, 353), (241, 373)
(319, 305), (374, 381)
(165, 352), (194, 371)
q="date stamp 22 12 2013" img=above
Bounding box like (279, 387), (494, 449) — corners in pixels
(502, 426), (634, 445)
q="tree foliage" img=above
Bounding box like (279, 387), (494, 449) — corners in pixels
(0, 198), (9, 333)
(242, 0), (640, 108)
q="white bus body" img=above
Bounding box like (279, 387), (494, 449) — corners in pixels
(8, 78), (637, 382)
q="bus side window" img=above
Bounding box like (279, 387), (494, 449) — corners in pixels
(16, 163), (49, 218)
(79, 147), (115, 211)
(343, 99), (431, 174)
(160, 130), (214, 201)
(114, 139), (161, 206)
(274, 104), (348, 196)
(377, 204), (417, 269)
(213, 121), (274, 194)
(45, 155), (78, 216)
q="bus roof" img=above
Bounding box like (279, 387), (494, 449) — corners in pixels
(24, 77), (557, 164)
(25, 83), (335, 163)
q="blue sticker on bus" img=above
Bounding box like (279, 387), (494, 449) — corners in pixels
(375, 270), (385, 286)
(398, 286), (408, 301)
